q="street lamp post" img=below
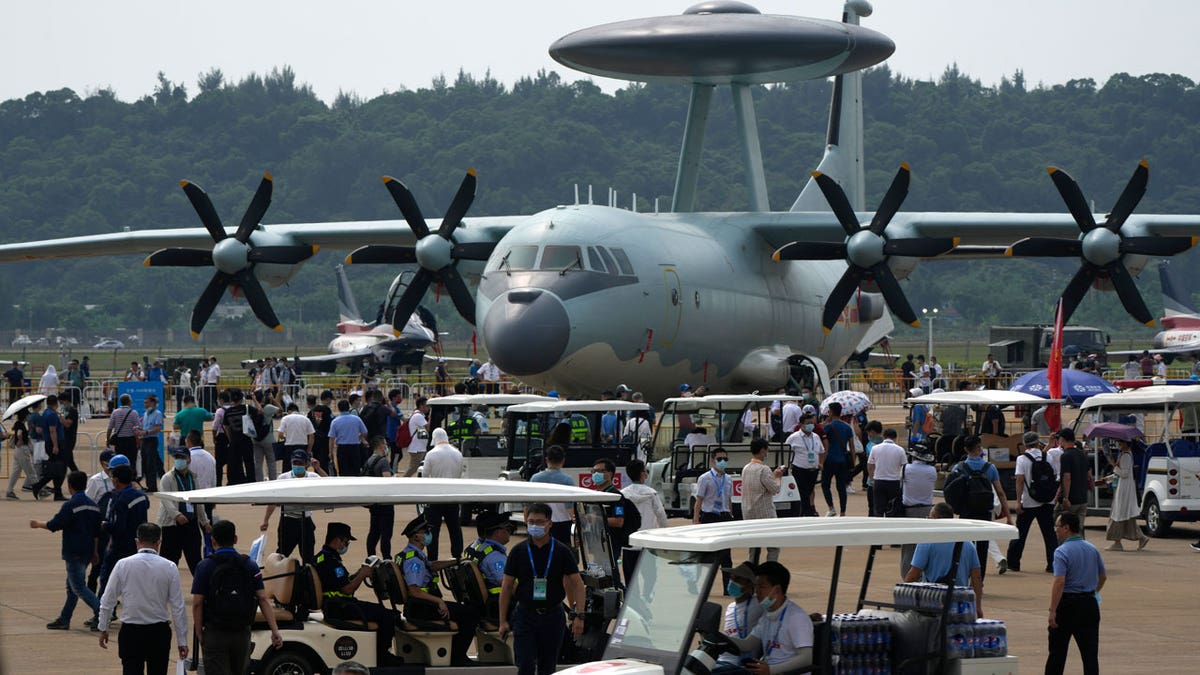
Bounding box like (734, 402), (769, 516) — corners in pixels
(921, 307), (938, 359)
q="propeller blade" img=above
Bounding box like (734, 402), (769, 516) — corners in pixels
(388, 269), (434, 329)
(812, 172), (862, 236)
(1104, 160), (1149, 231)
(869, 262), (919, 327)
(382, 176), (430, 239)
(772, 241), (847, 261)
(868, 163), (910, 235)
(438, 169), (478, 239)
(452, 241), (498, 261)
(235, 173), (273, 242)
(180, 181), (227, 242)
(235, 269), (282, 331)
(247, 245), (317, 265)
(344, 245), (417, 265)
(1047, 167), (1098, 233)
(821, 270), (862, 334)
(1119, 236), (1197, 257)
(1059, 265), (1096, 325)
(144, 248), (214, 267)
(439, 265), (477, 325)
(883, 237), (959, 258)
(1004, 238), (1083, 257)
(1106, 263), (1155, 325)
(190, 272), (230, 338)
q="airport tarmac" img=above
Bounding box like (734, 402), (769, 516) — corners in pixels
(2, 414), (1197, 673)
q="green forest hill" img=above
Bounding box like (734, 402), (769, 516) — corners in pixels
(2, 65), (1199, 347)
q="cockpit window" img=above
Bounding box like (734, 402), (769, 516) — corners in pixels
(540, 245), (582, 271)
(498, 245), (537, 271)
(587, 246), (607, 273)
(610, 248), (635, 275)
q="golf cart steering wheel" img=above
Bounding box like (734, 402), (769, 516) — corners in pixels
(698, 631), (739, 657)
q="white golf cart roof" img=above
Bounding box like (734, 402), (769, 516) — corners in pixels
(1079, 384), (1200, 411)
(426, 394), (555, 407)
(905, 390), (1062, 407)
(157, 477), (618, 507)
(631, 517), (1017, 551)
(661, 394), (804, 410)
(506, 400), (652, 414)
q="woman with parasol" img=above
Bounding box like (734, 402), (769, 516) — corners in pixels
(1092, 429), (1150, 551)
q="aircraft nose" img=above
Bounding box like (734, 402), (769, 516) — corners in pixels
(483, 290), (570, 376)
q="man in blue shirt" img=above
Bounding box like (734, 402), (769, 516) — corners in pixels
(954, 435), (1011, 578)
(529, 445), (577, 542)
(396, 517), (479, 665)
(464, 511), (513, 623)
(3, 361), (24, 404)
(32, 394), (67, 500)
(328, 400), (368, 476)
(904, 503), (984, 617)
(30, 470), (103, 630)
(139, 395), (165, 491)
(820, 402), (855, 517)
(385, 388), (405, 460)
(1046, 512), (1106, 675)
(98, 462), (149, 596)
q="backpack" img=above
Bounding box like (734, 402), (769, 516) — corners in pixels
(203, 553), (259, 630)
(361, 453), (387, 477)
(1023, 451), (1059, 503)
(943, 461), (994, 515)
(394, 413), (414, 450)
(921, 410), (937, 435)
(249, 407), (271, 442)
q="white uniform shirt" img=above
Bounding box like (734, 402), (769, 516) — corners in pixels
(276, 470), (320, 517)
(916, 364), (931, 389)
(86, 470), (113, 503)
(719, 597), (765, 665)
(780, 402), (802, 435)
(901, 462), (937, 506)
(406, 412), (429, 454)
(424, 443), (464, 478)
(206, 363), (221, 384)
(98, 549), (188, 642)
(278, 413), (316, 446)
(784, 430), (823, 469)
(1015, 447), (1059, 507)
(751, 599), (814, 667)
(188, 447), (217, 489)
(867, 440), (908, 481)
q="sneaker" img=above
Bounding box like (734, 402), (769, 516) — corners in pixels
(825, 509), (837, 517)
(1190, 542), (1200, 552)
(1045, 564), (1054, 572)
(997, 559), (1008, 575)
(46, 620), (69, 630)
(847, 486), (857, 494)
(82, 617), (98, 629)
(5, 492), (17, 500)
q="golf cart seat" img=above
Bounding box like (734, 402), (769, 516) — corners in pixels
(304, 564), (379, 632)
(254, 553), (301, 626)
(385, 561), (459, 667)
(449, 560), (512, 663)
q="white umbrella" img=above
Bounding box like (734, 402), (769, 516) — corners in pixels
(819, 390), (872, 417)
(2, 394), (46, 421)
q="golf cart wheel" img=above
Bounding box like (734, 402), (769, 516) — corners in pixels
(1143, 494), (1171, 538)
(258, 650), (315, 675)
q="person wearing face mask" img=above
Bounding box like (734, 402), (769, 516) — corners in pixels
(464, 511), (514, 623)
(712, 562), (765, 673)
(156, 447), (212, 573)
(315, 522), (401, 666)
(784, 413), (825, 517)
(397, 517), (479, 666)
(723, 561), (815, 675)
(138, 395), (165, 492)
(260, 450), (325, 563)
(590, 458), (640, 562)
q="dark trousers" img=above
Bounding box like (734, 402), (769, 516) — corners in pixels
(367, 504), (395, 558)
(88, 530), (110, 592)
(201, 625), (252, 675)
(424, 503), (463, 560)
(821, 461), (850, 514)
(872, 479), (901, 517)
(32, 458), (67, 498)
(698, 511), (734, 588)
(405, 597), (479, 663)
(963, 510), (992, 580)
(791, 466), (820, 516)
(140, 438), (162, 491)
(1008, 503), (1057, 570)
(335, 443), (361, 477)
(513, 604), (566, 675)
(550, 521), (573, 547)
(1045, 593), (1100, 675)
(117, 621), (171, 675)
(113, 436), (138, 466)
(278, 516), (316, 563)
(323, 597), (398, 661)
(225, 437), (253, 485)
(160, 521), (203, 574)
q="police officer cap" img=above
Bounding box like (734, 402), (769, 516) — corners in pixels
(402, 516), (432, 538)
(107, 454), (131, 468)
(477, 511), (514, 534)
(99, 449), (115, 464)
(171, 447), (191, 458)
(290, 449), (310, 464)
(327, 522), (357, 541)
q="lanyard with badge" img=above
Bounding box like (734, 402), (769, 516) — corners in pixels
(763, 605), (789, 657)
(733, 599), (751, 638)
(527, 538), (555, 601)
(711, 469), (728, 504)
(803, 434), (817, 465)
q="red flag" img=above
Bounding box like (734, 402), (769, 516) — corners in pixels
(1046, 299), (1064, 431)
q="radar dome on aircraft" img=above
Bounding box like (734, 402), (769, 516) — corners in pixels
(548, 2), (894, 85)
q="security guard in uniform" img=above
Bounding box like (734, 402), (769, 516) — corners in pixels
(464, 511), (513, 622)
(98, 462), (149, 595)
(314, 522), (399, 665)
(396, 516), (479, 665)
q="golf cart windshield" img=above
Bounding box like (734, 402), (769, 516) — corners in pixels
(577, 503), (618, 584)
(604, 548), (718, 673)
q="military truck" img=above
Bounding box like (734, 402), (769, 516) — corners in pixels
(988, 324), (1109, 369)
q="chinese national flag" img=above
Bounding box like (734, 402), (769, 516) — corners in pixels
(1046, 299), (1064, 431)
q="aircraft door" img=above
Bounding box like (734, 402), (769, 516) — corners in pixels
(660, 267), (683, 346)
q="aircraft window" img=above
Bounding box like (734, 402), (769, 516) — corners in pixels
(540, 245), (582, 271)
(610, 248), (635, 275)
(500, 246), (538, 271)
(587, 246), (607, 273)
(597, 247), (619, 275)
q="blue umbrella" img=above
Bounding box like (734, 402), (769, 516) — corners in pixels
(1009, 369), (1118, 405)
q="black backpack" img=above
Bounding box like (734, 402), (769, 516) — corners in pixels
(249, 407), (272, 442)
(1023, 452), (1059, 503)
(203, 553), (259, 629)
(943, 461), (994, 515)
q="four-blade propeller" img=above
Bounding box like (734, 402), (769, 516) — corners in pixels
(345, 169), (496, 327)
(773, 164), (957, 333)
(1005, 161), (1196, 325)
(145, 173), (317, 338)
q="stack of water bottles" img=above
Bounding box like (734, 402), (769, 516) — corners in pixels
(892, 582), (978, 622)
(829, 614), (892, 674)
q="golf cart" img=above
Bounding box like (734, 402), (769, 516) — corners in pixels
(500, 400), (653, 486)
(1073, 384), (1200, 536)
(556, 517), (1019, 675)
(158, 478), (623, 674)
(646, 395), (806, 517)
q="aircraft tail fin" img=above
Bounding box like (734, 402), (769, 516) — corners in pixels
(790, 6), (867, 213)
(336, 264), (364, 324)
(1160, 260), (1198, 317)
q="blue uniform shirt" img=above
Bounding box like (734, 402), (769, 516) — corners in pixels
(910, 541), (980, 587)
(399, 544), (435, 590)
(47, 492), (102, 561)
(963, 455), (1001, 482)
(141, 408), (164, 434)
(1053, 536), (1106, 594)
(467, 538), (508, 588)
(105, 485), (149, 555)
(41, 407), (64, 443)
(329, 414), (368, 445)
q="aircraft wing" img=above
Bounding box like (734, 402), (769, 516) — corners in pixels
(295, 348), (377, 368)
(424, 354), (475, 363)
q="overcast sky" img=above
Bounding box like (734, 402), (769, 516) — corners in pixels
(4, 0), (1199, 103)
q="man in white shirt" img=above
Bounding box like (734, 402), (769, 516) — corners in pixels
(422, 427), (465, 560)
(477, 359), (501, 394)
(98, 523), (188, 674)
(867, 428), (908, 517)
(915, 356), (932, 393)
(716, 562), (765, 669)
(726, 561), (815, 675)
(1006, 431), (1060, 573)
(277, 402), (316, 463)
(186, 431), (217, 490)
(1121, 355), (1141, 381)
(402, 397), (431, 477)
(929, 357), (944, 390)
(981, 353), (1003, 387)
(783, 413), (824, 516)
(779, 399), (802, 436)
(86, 450), (116, 503)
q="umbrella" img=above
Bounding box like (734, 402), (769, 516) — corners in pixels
(1082, 422), (1144, 442)
(1009, 369), (1118, 406)
(820, 390), (871, 416)
(2, 394), (46, 421)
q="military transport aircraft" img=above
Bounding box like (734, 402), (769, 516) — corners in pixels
(2, 0), (1200, 401)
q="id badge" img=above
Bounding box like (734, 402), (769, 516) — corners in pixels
(533, 577), (548, 601)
